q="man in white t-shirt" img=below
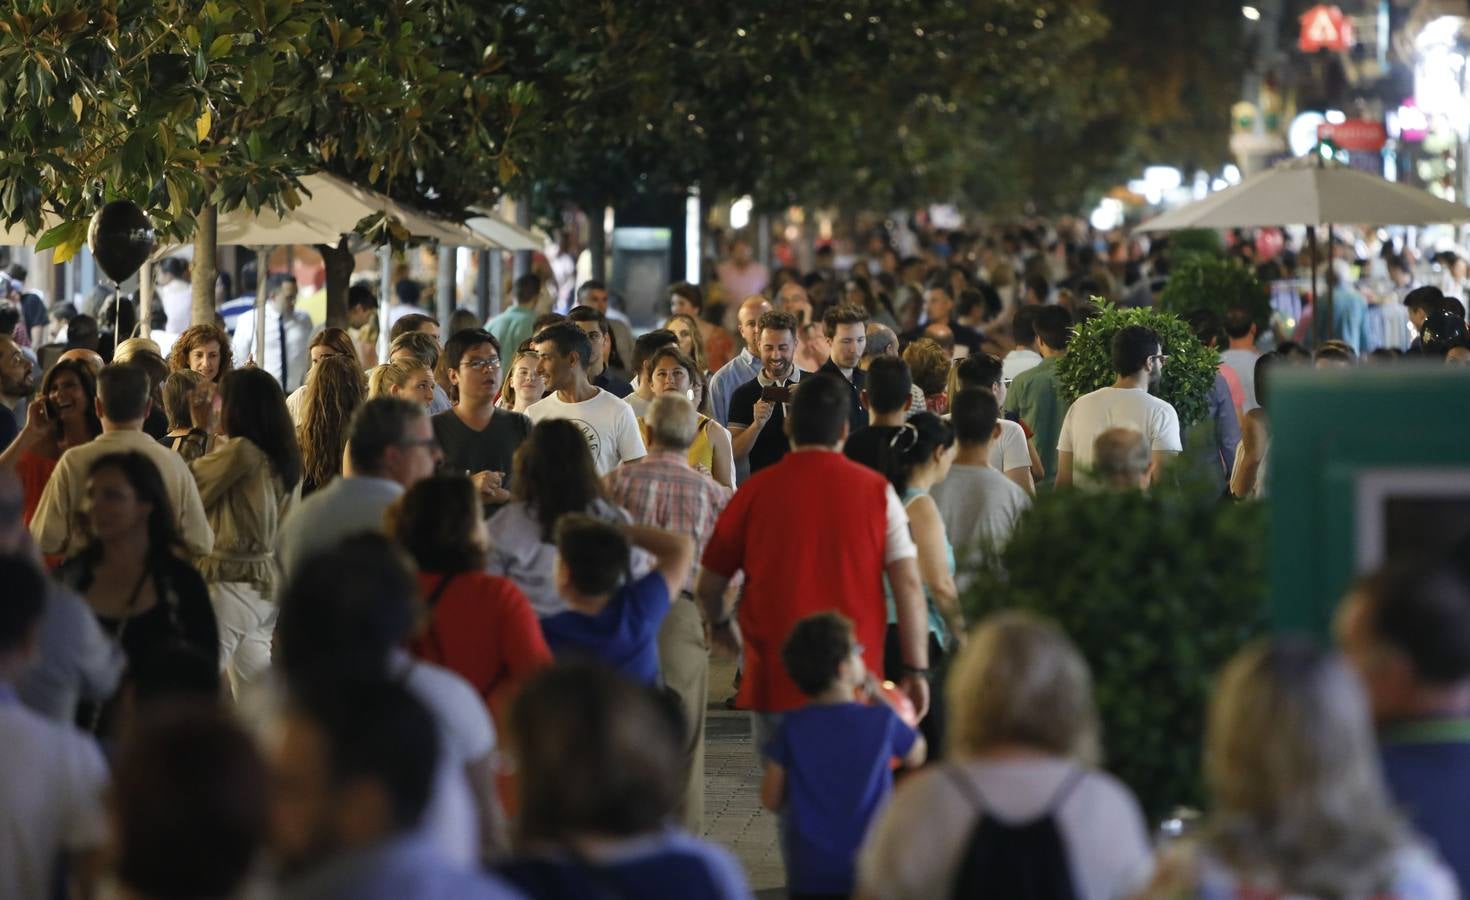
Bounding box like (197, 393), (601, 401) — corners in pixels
(1056, 325), (1182, 487)
(931, 390), (1030, 592)
(0, 556), (108, 900)
(528, 322), (645, 475)
(951, 353), (1036, 496)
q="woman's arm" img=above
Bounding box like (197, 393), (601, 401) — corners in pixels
(906, 495), (961, 631)
(709, 422), (734, 489)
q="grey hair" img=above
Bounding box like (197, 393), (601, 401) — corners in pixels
(1092, 427), (1149, 487)
(864, 323), (899, 360)
(1201, 638), (1411, 896)
(645, 393), (698, 451)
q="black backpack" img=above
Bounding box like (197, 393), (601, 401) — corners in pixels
(944, 765), (1085, 900)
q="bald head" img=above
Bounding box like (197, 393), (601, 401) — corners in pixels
(862, 324), (900, 368)
(58, 348), (105, 374)
(1093, 427), (1149, 489)
(737, 295), (773, 348)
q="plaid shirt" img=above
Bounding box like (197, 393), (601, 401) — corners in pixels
(606, 449), (732, 585)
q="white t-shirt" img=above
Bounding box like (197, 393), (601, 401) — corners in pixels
(1002, 348), (1043, 382)
(0, 692), (109, 900)
(158, 279), (194, 333)
(930, 464), (1030, 588)
(858, 757), (1153, 900)
(988, 419), (1030, 473)
(1057, 386), (1182, 479)
(526, 388), (647, 475)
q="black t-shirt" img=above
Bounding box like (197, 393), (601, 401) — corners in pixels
(594, 370), (633, 398)
(432, 407), (532, 488)
(818, 360), (867, 432)
(843, 425), (902, 481)
(728, 374), (809, 476)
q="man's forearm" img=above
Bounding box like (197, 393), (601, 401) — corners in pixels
(729, 421), (762, 460)
(695, 568), (732, 623)
(886, 556), (929, 671)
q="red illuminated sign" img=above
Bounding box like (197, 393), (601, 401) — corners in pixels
(1299, 5), (1354, 53)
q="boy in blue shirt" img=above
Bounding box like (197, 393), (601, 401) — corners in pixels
(541, 514), (694, 685)
(761, 611), (926, 899)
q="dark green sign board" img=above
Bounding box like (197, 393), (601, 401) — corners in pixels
(1269, 365), (1470, 635)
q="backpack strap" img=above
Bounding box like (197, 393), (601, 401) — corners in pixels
(942, 763), (1086, 818)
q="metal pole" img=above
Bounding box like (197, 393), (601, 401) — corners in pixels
(1307, 225), (1319, 346)
(253, 247), (268, 369)
(475, 249), (491, 322)
(513, 200), (532, 280)
(138, 262), (153, 338)
(377, 244), (392, 364)
(436, 242), (455, 325)
(488, 249), (504, 319)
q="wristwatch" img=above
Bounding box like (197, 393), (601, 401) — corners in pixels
(896, 662), (930, 677)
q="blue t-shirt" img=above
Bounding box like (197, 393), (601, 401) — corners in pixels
(496, 828), (751, 900)
(1380, 717), (1470, 896)
(540, 571), (671, 685)
(764, 702), (918, 894)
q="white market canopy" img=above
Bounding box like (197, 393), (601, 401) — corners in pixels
(465, 212), (545, 252)
(1136, 158), (1470, 231)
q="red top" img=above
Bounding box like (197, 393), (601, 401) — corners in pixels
(702, 449), (890, 713)
(407, 570), (553, 723)
(18, 450), (57, 527)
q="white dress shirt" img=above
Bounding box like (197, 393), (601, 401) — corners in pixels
(231, 304), (316, 393)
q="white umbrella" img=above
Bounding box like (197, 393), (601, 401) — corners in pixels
(465, 213), (544, 252)
(1136, 157), (1470, 341)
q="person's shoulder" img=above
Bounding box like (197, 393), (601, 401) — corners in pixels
(997, 418), (1025, 440)
(523, 395), (555, 418)
(729, 376), (761, 399)
(491, 407), (533, 431)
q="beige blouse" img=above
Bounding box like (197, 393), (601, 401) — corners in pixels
(189, 436), (289, 596)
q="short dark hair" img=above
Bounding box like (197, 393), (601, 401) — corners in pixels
(347, 283), (377, 310)
(1023, 272), (1050, 301)
(953, 353), (1002, 392)
(441, 328), (500, 372)
(1405, 285), (1446, 316)
(532, 312), (566, 333)
(388, 331), (439, 370)
(276, 533), (419, 683)
(266, 273), (297, 299)
(669, 282), (704, 311)
(789, 373), (849, 446)
(389, 313), (438, 342)
(1358, 560), (1470, 684)
(757, 310), (798, 338)
(347, 396), (426, 475)
(394, 278), (422, 306)
(66, 313), (99, 349)
(514, 273), (542, 305)
(823, 304), (870, 339)
(782, 612), (856, 696)
(159, 256), (189, 279)
(97, 363), (152, 421)
(532, 321), (593, 371)
(1185, 308), (1224, 348)
(1111, 325), (1160, 376)
(576, 280), (607, 301)
(865, 356), (913, 414)
(0, 554), (46, 652)
(1444, 296), (1466, 319)
(287, 677), (439, 833)
(555, 514), (631, 596)
(1012, 306), (1040, 347)
(632, 329), (678, 376)
(923, 272), (953, 296)
(567, 305), (610, 334)
(951, 388), (1001, 445)
(1223, 305), (1255, 339)
(1034, 305), (1073, 351)
(112, 706), (268, 900)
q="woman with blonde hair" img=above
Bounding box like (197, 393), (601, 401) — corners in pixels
(285, 326), (357, 423)
(295, 355), (365, 497)
(497, 349), (545, 413)
(858, 612), (1152, 900)
(166, 323), (233, 383)
(1141, 638), (1457, 899)
(367, 358), (436, 410)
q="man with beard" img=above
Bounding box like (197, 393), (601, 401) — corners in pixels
(1054, 325), (1181, 488)
(0, 335), (34, 441)
(526, 322), (644, 476)
(727, 311), (808, 476)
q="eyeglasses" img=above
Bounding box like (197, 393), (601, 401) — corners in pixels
(462, 357), (501, 371)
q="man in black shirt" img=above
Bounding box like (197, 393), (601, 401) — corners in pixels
(432, 328), (530, 508)
(817, 304), (869, 433)
(728, 310), (809, 477)
(568, 305), (633, 397)
(842, 356), (914, 480)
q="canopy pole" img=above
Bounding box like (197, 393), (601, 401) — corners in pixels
(377, 245), (392, 364)
(1325, 223), (1336, 347)
(436, 242), (455, 325)
(488, 249), (503, 319)
(253, 247), (268, 370)
(138, 262), (153, 339)
(474, 249), (491, 322)
(1307, 225), (1318, 348)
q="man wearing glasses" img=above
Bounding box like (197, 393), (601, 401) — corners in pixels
(434, 328), (530, 508)
(1054, 325), (1181, 488)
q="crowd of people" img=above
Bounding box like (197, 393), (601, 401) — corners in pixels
(2, 217), (1470, 900)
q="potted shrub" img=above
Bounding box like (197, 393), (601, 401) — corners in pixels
(1158, 255), (1272, 335)
(1056, 300), (1218, 428)
(959, 477), (1268, 818)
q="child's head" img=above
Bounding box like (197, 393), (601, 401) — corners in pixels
(782, 611), (864, 697)
(553, 513), (631, 602)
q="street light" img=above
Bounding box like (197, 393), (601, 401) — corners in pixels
(1242, 5), (1261, 21)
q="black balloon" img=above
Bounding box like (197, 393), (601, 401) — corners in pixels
(87, 200), (156, 284)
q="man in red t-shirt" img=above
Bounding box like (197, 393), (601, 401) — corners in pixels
(696, 373), (931, 747)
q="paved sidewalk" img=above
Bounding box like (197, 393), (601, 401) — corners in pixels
(701, 656), (786, 896)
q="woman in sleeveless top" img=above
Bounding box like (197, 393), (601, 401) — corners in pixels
(857, 613), (1153, 900)
(639, 345), (734, 488)
(187, 368), (300, 698)
(0, 358), (101, 524)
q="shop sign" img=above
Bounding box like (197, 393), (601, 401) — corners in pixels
(1317, 119), (1387, 152)
(1299, 4), (1354, 52)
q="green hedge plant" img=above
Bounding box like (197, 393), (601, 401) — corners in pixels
(1158, 255), (1272, 334)
(1056, 300), (1218, 428)
(960, 477), (1268, 819)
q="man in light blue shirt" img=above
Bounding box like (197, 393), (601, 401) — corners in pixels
(707, 295), (770, 427)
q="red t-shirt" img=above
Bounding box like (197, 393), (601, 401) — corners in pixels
(408, 570), (553, 724)
(702, 450), (890, 713)
(18, 449), (57, 526)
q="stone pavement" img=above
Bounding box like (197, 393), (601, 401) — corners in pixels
(701, 655), (786, 897)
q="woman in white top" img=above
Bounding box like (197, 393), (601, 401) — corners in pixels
(857, 612), (1153, 900)
(1139, 639), (1457, 899)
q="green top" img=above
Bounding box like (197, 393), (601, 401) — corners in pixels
(486, 304), (538, 357)
(1380, 716), (1470, 745)
(1005, 355), (1068, 486)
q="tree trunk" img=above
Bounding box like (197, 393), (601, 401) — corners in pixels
(191, 205), (219, 327)
(317, 239), (355, 328)
(588, 208), (607, 282)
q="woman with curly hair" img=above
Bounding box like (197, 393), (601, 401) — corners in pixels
(295, 355), (366, 497)
(167, 323), (233, 384)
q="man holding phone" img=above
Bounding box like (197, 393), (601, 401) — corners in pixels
(728, 311), (809, 477)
